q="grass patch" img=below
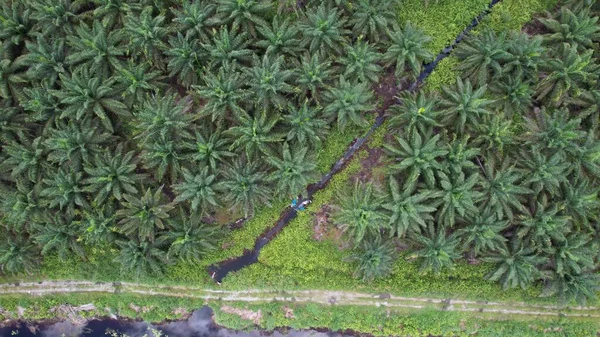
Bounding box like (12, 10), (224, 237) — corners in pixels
(213, 301), (600, 337)
(0, 293), (207, 323)
(397, 0), (491, 54)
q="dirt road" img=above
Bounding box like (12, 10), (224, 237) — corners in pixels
(1, 281), (599, 320)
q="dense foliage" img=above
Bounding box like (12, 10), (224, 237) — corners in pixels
(0, 0), (435, 278)
(331, 0), (600, 304)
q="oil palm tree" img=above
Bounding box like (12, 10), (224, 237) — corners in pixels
(480, 158), (531, 221)
(539, 7), (600, 49)
(551, 233), (596, 277)
(440, 77), (493, 135)
(21, 86), (61, 126)
(165, 32), (204, 88)
(384, 23), (434, 79)
(166, 209), (223, 263)
(0, 2), (33, 52)
(0, 59), (26, 101)
(383, 177), (439, 237)
(349, 236), (397, 282)
(295, 53), (334, 103)
(458, 212), (508, 257)
(83, 145), (145, 206)
(117, 186), (174, 242)
(536, 44), (598, 107)
(568, 89), (600, 129)
(0, 104), (26, 142)
(520, 148), (570, 196)
(256, 16), (302, 58)
(483, 240), (547, 290)
(454, 28), (513, 87)
(53, 68), (129, 133)
(227, 111), (283, 160)
(388, 91), (440, 135)
(221, 158), (272, 217)
(1, 137), (46, 183)
(473, 115), (516, 156)
(542, 271), (600, 305)
(0, 235), (39, 275)
(139, 135), (186, 182)
(173, 167), (221, 213)
(445, 136), (479, 175)
(411, 222), (461, 274)
(171, 1), (217, 42)
(113, 60), (165, 108)
(202, 24), (254, 69)
(571, 131), (600, 180)
(0, 181), (44, 231)
(559, 178), (600, 229)
(524, 108), (585, 160)
(33, 212), (86, 260)
(436, 171), (483, 228)
(349, 0), (398, 43)
(323, 76), (375, 132)
(284, 101), (329, 148)
(44, 118), (112, 169)
(194, 63), (250, 122)
(340, 39), (382, 84)
(333, 182), (390, 245)
(40, 168), (89, 216)
(216, 0), (271, 37)
(504, 32), (545, 81)
(517, 201), (570, 253)
(244, 54), (294, 110)
(267, 142), (318, 199)
(490, 76), (534, 117)
(384, 129), (448, 190)
(80, 203), (118, 246)
(16, 37), (67, 86)
(115, 236), (170, 278)
(133, 93), (196, 143)
(299, 4), (349, 56)
(183, 129), (234, 172)
(124, 6), (168, 65)
(66, 20), (125, 79)
(93, 0), (141, 28)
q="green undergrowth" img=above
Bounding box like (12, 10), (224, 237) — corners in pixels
(482, 0), (559, 32)
(213, 301), (600, 337)
(0, 293), (206, 323)
(397, 0), (491, 54)
(425, 0), (560, 91)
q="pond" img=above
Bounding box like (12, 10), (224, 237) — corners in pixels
(0, 306), (357, 337)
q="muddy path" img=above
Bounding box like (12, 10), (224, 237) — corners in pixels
(1, 281), (599, 320)
(208, 0), (505, 282)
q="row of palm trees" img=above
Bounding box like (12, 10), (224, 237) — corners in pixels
(335, 1), (600, 304)
(0, 0), (438, 278)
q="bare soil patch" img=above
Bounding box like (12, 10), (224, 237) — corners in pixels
(220, 305), (262, 325)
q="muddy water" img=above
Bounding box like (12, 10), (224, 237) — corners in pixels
(0, 306), (357, 337)
(208, 0), (504, 283)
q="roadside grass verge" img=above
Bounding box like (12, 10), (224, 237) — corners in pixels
(213, 301), (600, 337)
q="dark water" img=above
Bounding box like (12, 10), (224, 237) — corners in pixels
(0, 306), (355, 337)
(208, 0), (504, 283)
